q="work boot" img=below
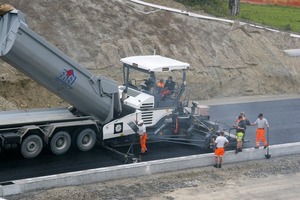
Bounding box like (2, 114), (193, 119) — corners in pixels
(235, 149), (239, 154)
(239, 148), (243, 152)
(213, 164), (219, 168)
(254, 146), (259, 149)
(218, 164), (222, 168)
(264, 145), (268, 149)
(140, 150), (147, 155)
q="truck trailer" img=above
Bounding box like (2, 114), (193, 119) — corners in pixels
(0, 6), (238, 160)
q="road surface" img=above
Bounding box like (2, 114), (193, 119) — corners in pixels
(1, 95), (300, 183)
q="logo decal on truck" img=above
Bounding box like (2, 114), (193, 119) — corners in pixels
(56, 69), (77, 88)
(114, 123), (123, 134)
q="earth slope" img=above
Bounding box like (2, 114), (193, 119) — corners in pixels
(0, 0), (300, 109)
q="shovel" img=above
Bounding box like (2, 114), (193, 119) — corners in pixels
(265, 127), (271, 159)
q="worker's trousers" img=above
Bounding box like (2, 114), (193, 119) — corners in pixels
(256, 129), (268, 147)
(140, 134), (147, 153)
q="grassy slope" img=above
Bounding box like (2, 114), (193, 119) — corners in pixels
(239, 3), (300, 32)
(171, 0), (300, 32)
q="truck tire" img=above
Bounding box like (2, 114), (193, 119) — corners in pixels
(50, 131), (71, 155)
(76, 128), (97, 152)
(21, 135), (43, 159)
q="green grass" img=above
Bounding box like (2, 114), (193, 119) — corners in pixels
(239, 3), (300, 32)
(175, 0), (300, 32)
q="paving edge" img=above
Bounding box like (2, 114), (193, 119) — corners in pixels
(1, 142), (300, 197)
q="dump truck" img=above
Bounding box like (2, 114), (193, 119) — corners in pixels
(0, 6), (238, 160)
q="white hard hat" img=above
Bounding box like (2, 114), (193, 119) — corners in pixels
(138, 119), (144, 124)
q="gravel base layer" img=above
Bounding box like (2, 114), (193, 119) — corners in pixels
(7, 154), (300, 200)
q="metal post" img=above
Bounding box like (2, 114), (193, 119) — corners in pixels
(229, 0), (240, 16)
(265, 127), (271, 159)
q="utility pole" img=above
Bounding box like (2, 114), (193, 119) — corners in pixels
(229, 0), (240, 16)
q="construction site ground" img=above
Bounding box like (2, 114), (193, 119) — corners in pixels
(6, 154), (300, 200)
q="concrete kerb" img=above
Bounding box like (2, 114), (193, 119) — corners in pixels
(1, 142), (300, 197)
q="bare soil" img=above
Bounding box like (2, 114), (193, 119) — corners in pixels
(1, 0), (300, 110)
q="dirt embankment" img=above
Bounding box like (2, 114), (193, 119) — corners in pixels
(1, 0), (300, 109)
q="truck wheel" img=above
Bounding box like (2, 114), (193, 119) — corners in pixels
(50, 131), (71, 155)
(21, 135), (43, 159)
(76, 128), (96, 151)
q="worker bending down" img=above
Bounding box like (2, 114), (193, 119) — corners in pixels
(138, 120), (147, 154)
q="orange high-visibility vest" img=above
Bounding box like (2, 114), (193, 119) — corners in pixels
(157, 82), (164, 88)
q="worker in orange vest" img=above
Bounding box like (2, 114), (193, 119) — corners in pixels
(157, 78), (164, 88)
(234, 115), (246, 154)
(235, 112), (250, 145)
(235, 112), (246, 124)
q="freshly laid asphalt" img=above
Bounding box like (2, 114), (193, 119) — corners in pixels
(1, 95), (300, 183)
